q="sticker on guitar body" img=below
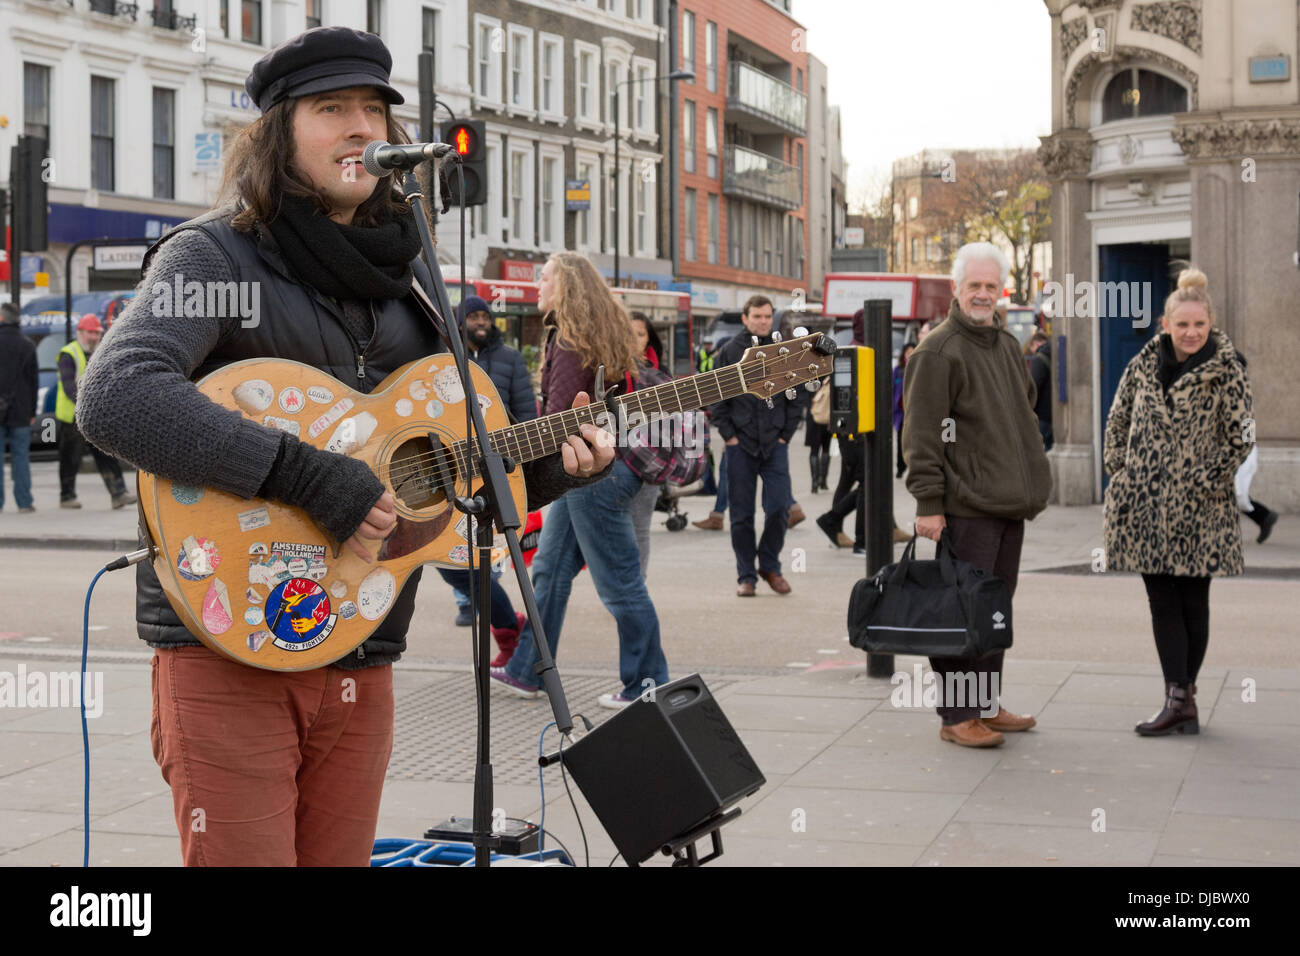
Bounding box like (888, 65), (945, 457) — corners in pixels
(265, 578), (337, 652)
(249, 541), (327, 587)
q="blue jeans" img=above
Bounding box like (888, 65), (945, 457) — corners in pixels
(726, 442), (792, 583)
(505, 461), (668, 698)
(437, 566), (517, 630)
(712, 449), (729, 513)
(1, 426), (33, 510)
(450, 565), (502, 608)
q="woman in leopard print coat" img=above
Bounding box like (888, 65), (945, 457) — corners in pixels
(1102, 269), (1252, 737)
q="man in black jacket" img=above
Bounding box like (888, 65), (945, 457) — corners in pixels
(710, 294), (799, 595)
(77, 27), (612, 866)
(460, 295), (537, 423)
(0, 303), (38, 513)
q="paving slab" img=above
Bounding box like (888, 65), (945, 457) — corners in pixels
(0, 734), (163, 815)
(786, 741), (1000, 794)
(730, 785), (964, 847)
(1205, 688), (1300, 727)
(957, 768), (1182, 831)
(732, 729), (838, 776)
(0, 828), (180, 867)
(712, 836), (926, 867)
(993, 727), (1198, 777)
(1155, 811), (1300, 865)
(1174, 764), (1300, 821)
(713, 693), (879, 734)
(1189, 723), (1300, 769)
(918, 821), (1160, 867)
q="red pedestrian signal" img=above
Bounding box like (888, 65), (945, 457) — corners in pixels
(441, 121), (487, 207)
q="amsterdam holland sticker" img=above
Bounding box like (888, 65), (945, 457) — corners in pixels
(265, 577), (337, 652)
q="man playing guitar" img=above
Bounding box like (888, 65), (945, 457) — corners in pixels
(77, 27), (614, 866)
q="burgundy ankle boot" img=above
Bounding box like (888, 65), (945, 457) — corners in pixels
(490, 612), (525, 668)
(1136, 681), (1199, 736)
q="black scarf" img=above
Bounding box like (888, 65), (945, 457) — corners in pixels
(266, 194), (422, 300)
(1157, 332), (1217, 395)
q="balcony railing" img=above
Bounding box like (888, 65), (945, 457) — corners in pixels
(727, 61), (807, 134)
(722, 144), (802, 210)
(150, 7), (197, 30)
(89, 0), (139, 18)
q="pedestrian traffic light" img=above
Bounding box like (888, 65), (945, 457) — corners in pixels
(830, 347), (874, 435)
(12, 135), (48, 252)
(440, 120), (487, 207)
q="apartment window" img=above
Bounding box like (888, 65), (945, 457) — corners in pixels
(422, 9), (439, 71)
(511, 151), (526, 241)
(608, 62), (626, 128)
(578, 50), (595, 119)
(476, 19), (502, 104)
(796, 67), (802, 91)
(541, 155), (557, 245)
(306, 0), (321, 29)
(911, 237), (920, 263)
(926, 236), (941, 261)
(895, 241), (903, 267)
(727, 199), (741, 267)
(747, 204), (757, 270)
(90, 76), (115, 191)
(681, 10), (695, 76)
(707, 194), (718, 264)
(23, 64), (51, 143)
(243, 0), (262, 43)
(578, 161), (593, 248)
(908, 195), (918, 218)
(220, 0), (228, 36)
(479, 144), (497, 234)
(634, 64), (649, 131)
(508, 28), (533, 111)
(636, 176), (647, 253)
(776, 214), (785, 276)
(761, 210), (771, 273)
(683, 100), (696, 174)
(705, 108), (718, 178)
(684, 188), (697, 261)
(704, 21), (717, 93)
(152, 87), (175, 200)
(540, 36), (562, 116)
(365, 0), (381, 37)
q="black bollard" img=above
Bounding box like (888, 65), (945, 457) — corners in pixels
(863, 299), (895, 679)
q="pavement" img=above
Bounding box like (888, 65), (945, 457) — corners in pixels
(1, 450), (1297, 867)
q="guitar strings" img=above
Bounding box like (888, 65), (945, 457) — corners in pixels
(385, 349), (813, 493)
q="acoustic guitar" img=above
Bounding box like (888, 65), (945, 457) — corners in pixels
(138, 332), (836, 671)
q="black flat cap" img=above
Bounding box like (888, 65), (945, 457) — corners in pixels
(245, 26), (404, 113)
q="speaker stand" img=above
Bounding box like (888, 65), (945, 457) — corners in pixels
(652, 808), (741, 868)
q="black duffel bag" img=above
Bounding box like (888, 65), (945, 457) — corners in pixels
(848, 531), (1013, 657)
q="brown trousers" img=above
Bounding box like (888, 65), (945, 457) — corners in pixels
(928, 515), (1024, 725)
(151, 645), (394, 866)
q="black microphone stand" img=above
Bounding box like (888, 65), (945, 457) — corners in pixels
(397, 160), (579, 867)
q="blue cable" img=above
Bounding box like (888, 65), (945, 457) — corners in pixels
(82, 567), (108, 868)
(536, 721), (556, 854)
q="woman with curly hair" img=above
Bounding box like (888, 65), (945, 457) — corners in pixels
(1103, 267), (1253, 736)
(492, 253), (670, 709)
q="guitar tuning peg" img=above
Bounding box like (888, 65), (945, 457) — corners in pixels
(765, 397), (775, 409)
(794, 326), (809, 337)
(785, 388), (798, 400)
(772, 330), (782, 342)
(804, 380), (819, 392)
(751, 335), (760, 347)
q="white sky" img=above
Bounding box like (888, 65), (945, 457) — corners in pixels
(796, 0), (1053, 208)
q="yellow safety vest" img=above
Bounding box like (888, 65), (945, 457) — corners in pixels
(55, 340), (87, 424)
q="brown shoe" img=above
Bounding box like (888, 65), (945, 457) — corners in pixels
(693, 511), (724, 531)
(758, 571), (792, 594)
(939, 719), (1005, 748)
(983, 707), (1037, 732)
(836, 532), (854, 548)
(787, 503), (806, 529)
(736, 581), (756, 597)
(893, 526), (912, 543)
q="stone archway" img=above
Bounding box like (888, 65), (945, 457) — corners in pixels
(1064, 45), (1199, 126)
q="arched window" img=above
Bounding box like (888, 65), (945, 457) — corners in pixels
(1102, 68), (1188, 122)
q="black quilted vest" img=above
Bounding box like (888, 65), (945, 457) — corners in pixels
(134, 208), (447, 669)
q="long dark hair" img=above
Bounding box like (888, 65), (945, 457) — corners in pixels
(629, 311), (664, 366)
(218, 98), (411, 232)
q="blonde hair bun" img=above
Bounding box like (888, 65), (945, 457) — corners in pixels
(1177, 267), (1209, 292)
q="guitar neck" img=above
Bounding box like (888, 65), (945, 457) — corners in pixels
(453, 363), (752, 478)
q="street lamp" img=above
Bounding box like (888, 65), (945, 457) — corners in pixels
(614, 68), (693, 287)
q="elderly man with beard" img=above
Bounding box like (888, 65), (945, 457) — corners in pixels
(902, 242), (1052, 748)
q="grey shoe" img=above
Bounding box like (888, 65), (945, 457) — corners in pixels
(112, 493), (137, 510)
(61, 499), (82, 510)
(18, 506), (36, 514)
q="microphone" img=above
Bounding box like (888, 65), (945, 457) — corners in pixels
(362, 140), (459, 176)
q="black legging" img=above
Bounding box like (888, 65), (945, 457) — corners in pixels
(1141, 573), (1211, 685)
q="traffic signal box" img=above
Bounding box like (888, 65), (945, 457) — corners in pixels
(440, 120), (488, 207)
(830, 346), (875, 435)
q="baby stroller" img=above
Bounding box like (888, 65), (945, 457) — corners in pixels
(655, 478), (705, 531)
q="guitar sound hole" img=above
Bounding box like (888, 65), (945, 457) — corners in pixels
(389, 436), (459, 510)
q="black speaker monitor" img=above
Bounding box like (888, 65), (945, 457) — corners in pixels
(562, 674), (765, 865)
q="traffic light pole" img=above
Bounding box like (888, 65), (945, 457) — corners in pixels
(863, 298), (895, 679)
(7, 151), (20, 309)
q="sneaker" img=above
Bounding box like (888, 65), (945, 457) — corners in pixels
(111, 493), (137, 510)
(787, 503), (806, 529)
(1258, 510), (1278, 544)
(815, 512), (842, 547)
(489, 667), (540, 699)
(598, 691), (636, 710)
(60, 499), (82, 510)
(18, 506), (36, 514)
(454, 607), (473, 627)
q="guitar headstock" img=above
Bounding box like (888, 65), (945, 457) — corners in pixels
(737, 332), (836, 401)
